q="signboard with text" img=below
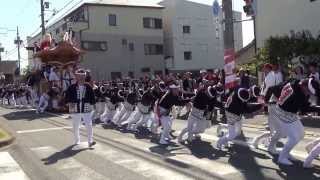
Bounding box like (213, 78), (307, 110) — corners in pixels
(224, 48), (236, 89)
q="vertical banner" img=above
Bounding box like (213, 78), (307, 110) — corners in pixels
(224, 48), (236, 89)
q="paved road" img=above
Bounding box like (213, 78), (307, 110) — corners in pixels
(0, 106), (320, 180)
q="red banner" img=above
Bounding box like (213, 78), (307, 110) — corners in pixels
(224, 49), (236, 89)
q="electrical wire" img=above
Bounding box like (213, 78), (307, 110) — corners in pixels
(28, 0), (82, 37)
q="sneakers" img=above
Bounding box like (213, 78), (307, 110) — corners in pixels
(88, 141), (96, 148)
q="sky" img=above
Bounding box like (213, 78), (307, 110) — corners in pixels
(0, 0), (254, 69)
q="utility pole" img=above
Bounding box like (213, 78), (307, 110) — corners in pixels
(40, 0), (46, 35)
(222, 0), (235, 50)
(14, 26), (22, 75)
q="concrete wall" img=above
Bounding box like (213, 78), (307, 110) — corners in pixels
(161, 0), (242, 72)
(80, 5), (164, 80)
(256, 0), (320, 48)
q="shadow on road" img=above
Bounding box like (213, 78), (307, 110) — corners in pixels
(2, 110), (55, 121)
(41, 145), (88, 165)
(186, 140), (228, 160)
(269, 154), (320, 180)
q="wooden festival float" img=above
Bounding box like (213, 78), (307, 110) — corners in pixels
(33, 32), (84, 112)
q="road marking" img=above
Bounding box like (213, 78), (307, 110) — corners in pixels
(0, 152), (30, 180)
(103, 136), (239, 177)
(92, 144), (194, 179)
(17, 127), (73, 134)
(30, 146), (108, 180)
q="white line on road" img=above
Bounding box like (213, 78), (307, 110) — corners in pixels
(16, 127), (73, 134)
(0, 152), (30, 180)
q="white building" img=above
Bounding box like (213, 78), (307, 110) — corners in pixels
(160, 0), (242, 73)
(256, 0), (320, 48)
(28, 0), (165, 80)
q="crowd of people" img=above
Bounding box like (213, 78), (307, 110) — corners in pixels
(1, 63), (320, 169)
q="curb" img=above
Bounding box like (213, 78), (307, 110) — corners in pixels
(0, 126), (15, 148)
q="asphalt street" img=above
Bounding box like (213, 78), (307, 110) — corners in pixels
(0, 106), (320, 180)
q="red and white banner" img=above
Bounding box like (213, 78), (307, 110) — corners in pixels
(224, 48), (236, 89)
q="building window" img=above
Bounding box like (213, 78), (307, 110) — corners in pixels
(109, 14), (117, 26)
(129, 43), (135, 51)
(183, 25), (191, 34)
(69, 8), (87, 22)
(184, 51), (192, 60)
(141, 67), (151, 73)
(144, 44), (163, 55)
(62, 23), (68, 31)
(81, 41), (108, 51)
(143, 18), (162, 29)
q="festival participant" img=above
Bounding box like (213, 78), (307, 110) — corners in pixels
(216, 85), (263, 150)
(92, 82), (106, 123)
(124, 88), (154, 132)
(178, 83), (218, 143)
(65, 69), (96, 147)
(304, 138), (320, 168)
(270, 78), (320, 165)
(101, 85), (123, 126)
(157, 83), (192, 145)
(114, 88), (137, 127)
(252, 82), (284, 153)
(36, 92), (49, 114)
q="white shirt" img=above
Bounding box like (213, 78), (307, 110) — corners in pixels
(274, 71), (283, 85)
(262, 71), (276, 96)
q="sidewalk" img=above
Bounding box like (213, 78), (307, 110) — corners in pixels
(0, 126), (14, 148)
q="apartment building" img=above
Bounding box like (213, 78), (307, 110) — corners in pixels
(28, 0), (165, 80)
(255, 0), (320, 48)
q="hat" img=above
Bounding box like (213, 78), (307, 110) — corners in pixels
(207, 86), (217, 98)
(251, 85), (261, 98)
(159, 81), (166, 91)
(75, 69), (86, 76)
(308, 78), (320, 96)
(200, 69), (207, 74)
(169, 84), (180, 89)
(238, 88), (250, 102)
(263, 63), (273, 70)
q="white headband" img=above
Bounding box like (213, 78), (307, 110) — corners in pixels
(169, 84), (180, 89)
(238, 88), (250, 102)
(207, 86), (215, 98)
(251, 85), (259, 98)
(308, 78), (316, 95)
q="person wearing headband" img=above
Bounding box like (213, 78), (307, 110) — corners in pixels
(216, 85), (263, 150)
(157, 83), (192, 145)
(269, 78), (320, 166)
(65, 69), (96, 148)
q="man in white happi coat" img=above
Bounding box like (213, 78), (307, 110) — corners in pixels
(65, 69), (96, 147)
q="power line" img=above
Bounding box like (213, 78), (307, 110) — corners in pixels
(29, 0), (81, 37)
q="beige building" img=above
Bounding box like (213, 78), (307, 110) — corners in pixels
(0, 61), (18, 83)
(28, 0), (165, 80)
(256, 0), (320, 48)
(159, 0), (242, 73)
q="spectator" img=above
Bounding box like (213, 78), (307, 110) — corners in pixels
(292, 65), (305, 80)
(309, 62), (319, 81)
(239, 68), (250, 88)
